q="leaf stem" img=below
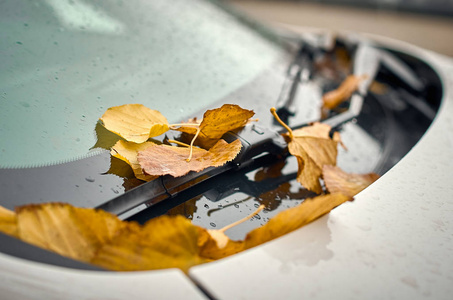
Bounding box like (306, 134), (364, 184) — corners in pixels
(219, 204), (265, 233)
(167, 139), (190, 147)
(169, 123), (200, 129)
(186, 128), (201, 162)
(270, 107), (293, 139)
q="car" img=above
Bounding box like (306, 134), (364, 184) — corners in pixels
(1, 0), (452, 299)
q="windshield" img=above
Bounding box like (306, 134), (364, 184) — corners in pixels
(0, 0), (283, 168)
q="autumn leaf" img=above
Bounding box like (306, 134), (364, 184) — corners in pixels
(137, 139), (242, 177)
(15, 203), (127, 263)
(199, 194), (351, 260)
(323, 75), (366, 109)
(174, 104), (255, 147)
(244, 193), (351, 249)
(0, 193), (351, 271)
(0, 206), (18, 238)
(272, 107), (340, 194)
(91, 215), (210, 273)
(323, 165), (379, 197)
(111, 140), (158, 181)
(100, 104), (169, 143)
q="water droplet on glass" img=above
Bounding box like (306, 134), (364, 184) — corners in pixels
(196, 216), (201, 219)
(210, 222), (216, 228)
(254, 203), (260, 208)
(254, 214), (261, 220)
(234, 204), (239, 208)
(111, 188), (119, 194)
(85, 177), (95, 183)
(204, 204), (209, 209)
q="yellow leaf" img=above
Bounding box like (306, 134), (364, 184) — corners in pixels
(16, 203), (127, 263)
(100, 104), (169, 143)
(323, 165), (379, 197)
(0, 206), (18, 238)
(323, 75), (366, 110)
(111, 140), (158, 181)
(91, 215), (210, 273)
(138, 139), (242, 177)
(245, 193), (352, 249)
(174, 104), (254, 147)
(287, 123), (339, 194)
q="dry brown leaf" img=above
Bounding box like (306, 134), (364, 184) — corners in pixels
(138, 139), (242, 177)
(100, 104), (169, 143)
(245, 193), (352, 249)
(323, 165), (379, 197)
(15, 203), (127, 262)
(199, 193), (351, 259)
(175, 104), (254, 142)
(0, 192), (352, 271)
(0, 206), (18, 238)
(111, 140), (158, 181)
(91, 215), (210, 273)
(286, 122), (339, 194)
(323, 75), (366, 109)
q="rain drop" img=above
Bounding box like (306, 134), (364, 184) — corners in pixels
(85, 177), (95, 183)
(210, 222), (216, 228)
(204, 204), (209, 209)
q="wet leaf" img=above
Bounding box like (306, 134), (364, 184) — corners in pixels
(92, 215), (210, 273)
(323, 75), (365, 109)
(323, 165), (379, 197)
(15, 203), (127, 262)
(174, 104), (254, 145)
(138, 139), (242, 177)
(199, 194), (351, 259)
(245, 193), (351, 249)
(110, 140), (158, 181)
(100, 104), (169, 143)
(0, 206), (18, 238)
(286, 122), (339, 194)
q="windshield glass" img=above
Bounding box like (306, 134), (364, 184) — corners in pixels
(0, 0), (283, 168)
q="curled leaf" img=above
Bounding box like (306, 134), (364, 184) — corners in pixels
(174, 104), (255, 147)
(91, 215), (210, 273)
(245, 193), (352, 249)
(15, 203), (127, 262)
(100, 104), (169, 143)
(111, 140), (158, 181)
(323, 165), (379, 197)
(287, 123), (339, 194)
(322, 75), (366, 109)
(138, 139), (242, 177)
(0, 206), (18, 238)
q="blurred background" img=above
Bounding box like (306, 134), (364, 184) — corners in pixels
(225, 0), (453, 56)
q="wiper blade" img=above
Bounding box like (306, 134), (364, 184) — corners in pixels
(97, 123), (288, 219)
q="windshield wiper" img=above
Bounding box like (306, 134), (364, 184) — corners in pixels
(96, 36), (425, 220)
